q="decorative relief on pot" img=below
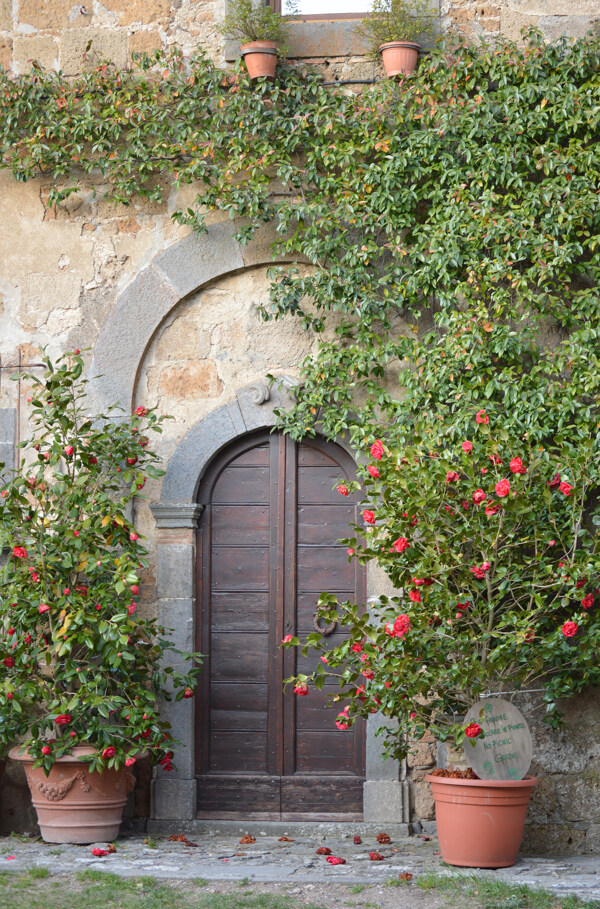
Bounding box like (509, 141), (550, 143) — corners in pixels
(27, 770), (91, 802)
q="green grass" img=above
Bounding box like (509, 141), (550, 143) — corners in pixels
(415, 872), (600, 909)
(349, 883), (365, 893)
(0, 872), (330, 909)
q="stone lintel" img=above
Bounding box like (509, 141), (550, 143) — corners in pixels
(151, 503), (204, 529)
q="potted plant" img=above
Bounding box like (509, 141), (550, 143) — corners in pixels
(284, 417), (600, 867)
(0, 351), (203, 844)
(355, 0), (437, 77)
(220, 0), (297, 79)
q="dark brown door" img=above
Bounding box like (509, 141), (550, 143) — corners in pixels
(195, 431), (366, 820)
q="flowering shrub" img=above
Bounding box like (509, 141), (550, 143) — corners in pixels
(0, 352), (202, 773)
(285, 419), (600, 761)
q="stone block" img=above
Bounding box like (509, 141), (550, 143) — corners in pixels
(13, 37), (58, 73)
(585, 824), (600, 853)
(0, 38), (11, 69)
(366, 714), (401, 781)
(539, 16), (599, 41)
(363, 781), (404, 823)
(157, 546), (195, 600)
(152, 777), (196, 820)
(102, 0), (172, 26)
(500, 9), (540, 41)
(128, 30), (163, 57)
(406, 741), (435, 769)
(157, 597), (195, 652)
(0, 0), (10, 31)
(158, 359), (223, 400)
(153, 223), (245, 300)
(0, 409), (16, 480)
(19, 0), (89, 31)
(59, 29), (128, 77)
(521, 822), (585, 856)
(413, 781), (435, 820)
(506, 0), (600, 14)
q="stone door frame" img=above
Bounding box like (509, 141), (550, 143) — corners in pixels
(86, 222), (408, 825)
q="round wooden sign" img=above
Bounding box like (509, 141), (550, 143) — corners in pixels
(462, 697), (532, 781)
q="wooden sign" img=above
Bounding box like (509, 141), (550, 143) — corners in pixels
(462, 698), (532, 781)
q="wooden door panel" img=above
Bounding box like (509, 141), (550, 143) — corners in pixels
(209, 731), (268, 772)
(297, 504), (355, 544)
(297, 546), (355, 592)
(211, 546), (269, 591)
(210, 682), (268, 732)
(211, 592), (269, 632)
(296, 594), (354, 631)
(212, 467), (270, 504)
(296, 733), (360, 773)
(297, 467), (349, 505)
(281, 777), (363, 816)
(197, 776), (281, 816)
(211, 505), (270, 546)
(210, 634), (270, 681)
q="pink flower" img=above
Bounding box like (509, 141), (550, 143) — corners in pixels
(495, 478), (511, 497)
(370, 440), (384, 460)
(408, 590), (421, 603)
(183, 687), (194, 698)
(369, 852), (385, 861)
(582, 594), (594, 610)
(472, 488), (486, 505)
(475, 409), (489, 424)
(38, 603), (50, 614)
(362, 510), (376, 525)
(465, 722), (482, 738)
(446, 470), (459, 483)
(12, 547), (27, 559)
(127, 602), (137, 616)
(88, 455), (98, 465)
(392, 536), (409, 553)
(488, 454), (502, 466)
(294, 684), (309, 696)
(485, 501), (501, 517)
(130, 532), (139, 542)
(326, 856), (346, 865)
(91, 848), (109, 857)
(509, 457), (526, 474)
(470, 562), (490, 579)
(3, 657), (15, 668)
(351, 642), (363, 653)
(55, 714), (72, 726)
(126, 456), (138, 466)
(560, 481), (573, 496)
(134, 406), (148, 417)
(41, 745), (52, 755)
(335, 717), (349, 730)
(125, 758), (136, 767)
(549, 540), (556, 546)
(346, 548), (354, 555)
(337, 484), (349, 496)
(462, 441), (473, 453)
(131, 585), (139, 595)
(562, 621), (578, 638)
(282, 634), (293, 644)
(101, 746), (116, 760)
(392, 614), (411, 638)
(64, 445), (75, 457)
(73, 530), (80, 537)
(547, 473), (561, 489)
(367, 465), (380, 478)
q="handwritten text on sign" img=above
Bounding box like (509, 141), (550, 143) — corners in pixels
(463, 698), (532, 781)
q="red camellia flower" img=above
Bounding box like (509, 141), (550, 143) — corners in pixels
(367, 464), (380, 478)
(127, 602), (137, 616)
(495, 478), (511, 497)
(408, 590), (421, 603)
(294, 684), (309, 696)
(582, 594), (594, 610)
(392, 614), (411, 638)
(470, 562), (491, 579)
(335, 716), (349, 730)
(126, 456), (138, 466)
(316, 847), (332, 856)
(326, 856), (346, 865)
(12, 547), (27, 559)
(485, 501), (501, 517)
(91, 848), (109, 857)
(351, 642), (363, 653)
(562, 621), (578, 638)
(465, 722), (482, 738)
(462, 441), (473, 453)
(130, 532), (139, 541)
(370, 440), (384, 460)
(560, 481), (573, 496)
(488, 454), (502, 466)
(3, 657), (15, 668)
(88, 455), (98, 465)
(472, 488), (486, 505)
(337, 484), (349, 496)
(392, 536), (409, 553)
(131, 585), (139, 595)
(509, 457), (526, 474)
(282, 634), (293, 644)
(369, 852), (385, 861)
(362, 510), (376, 524)
(134, 406), (148, 417)
(41, 745), (52, 755)
(446, 470), (459, 483)
(38, 603), (50, 614)
(354, 836), (362, 845)
(547, 473), (561, 489)
(6, 692), (13, 700)
(183, 687), (194, 698)
(346, 548), (354, 556)
(125, 757), (136, 767)
(475, 409), (489, 424)
(64, 445), (75, 457)
(55, 714), (72, 726)
(101, 746), (116, 760)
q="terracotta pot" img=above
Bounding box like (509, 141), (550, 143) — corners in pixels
(240, 41), (278, 80)
(379, 42), (420, 77)
(426, 774), (538, 868)
(10, 746), (135, 844)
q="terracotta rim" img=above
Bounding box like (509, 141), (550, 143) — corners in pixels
(425, 774), (539, 788)
(379, 41), (421, 52)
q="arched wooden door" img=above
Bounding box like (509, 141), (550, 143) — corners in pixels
(195, 430), (366, 820)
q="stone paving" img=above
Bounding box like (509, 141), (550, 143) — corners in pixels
(1, 824), (600, 902)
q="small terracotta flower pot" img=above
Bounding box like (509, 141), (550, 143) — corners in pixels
(426, 773), (538, 868)
(240, 41), (278, 80)
(10, 746), (135, 844)
(379, 42), (420, 78)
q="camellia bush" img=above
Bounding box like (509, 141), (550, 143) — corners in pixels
(0, 352), (203, 774)
(284, 416), (600, 760)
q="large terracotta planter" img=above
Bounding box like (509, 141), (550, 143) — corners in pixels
(10, 746), (135, 844)
(240, 41), (278, 79)
(426, 773), (538, 868)
(379, 42), (420, 77)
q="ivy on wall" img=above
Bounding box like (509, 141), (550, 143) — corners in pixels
(1, 33), (599, 452)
